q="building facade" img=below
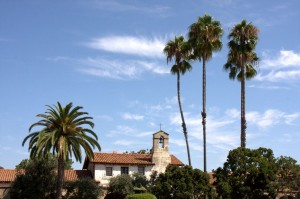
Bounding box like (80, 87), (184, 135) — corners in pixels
(82, 130), (184, 187)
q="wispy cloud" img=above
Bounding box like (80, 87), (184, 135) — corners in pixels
(78, 57), (169, 79)
(121, 112), (144, 121)
(86, 36), (165, 58)
(90, 0), (171, 17)
(247, 109), (300, 128)
(257, 50), (300, 82)
(107, 125), (136, 137)
(114, 140), (134, 146)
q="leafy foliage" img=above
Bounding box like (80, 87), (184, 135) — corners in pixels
(151, 165), (213, 199)
(132, 173), (149, 189)
(10, 157), (57, 199)
(107, 174), (134, 199)
(16, 154), (73, 170)
(214, 147), (278, 199)
(64, 178), (102, 199)
(125, 193), (157, 199)
(275, 156), (300, 196)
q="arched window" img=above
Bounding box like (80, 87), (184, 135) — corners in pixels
(159, 136), (164, 148)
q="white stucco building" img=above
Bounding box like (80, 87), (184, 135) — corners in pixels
(82, 130), (184, 187)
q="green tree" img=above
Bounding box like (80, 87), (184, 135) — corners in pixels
(107, 174), (134, 199)
(188, 14), (223, 172)
(224, 20), (259, 148)
(164, 35), (192, 166)
(64, 178), (102, 199)
(22, 102), (101, 199)
(276, 156), (300, 198)
(152, 165), (213, 199)
(16, 154), (73, 170)
(214, 147), (278, 199)
(10, 157), (57, 199)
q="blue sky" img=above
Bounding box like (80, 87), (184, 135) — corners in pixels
(1, 0), (300, 171)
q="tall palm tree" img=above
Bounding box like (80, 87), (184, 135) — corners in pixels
(164, 35), (192, 166)
(188, 14), (223, 172)
(22, 102), (101, 199)
(224, 20), (259, 148)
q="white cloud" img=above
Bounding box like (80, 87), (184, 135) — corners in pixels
(86, 36), (165, 58)
(256, 70), (300, 82)
(114, 140), (134, 146)
(78, 57), (169, 79)
(247, 109), (300, 128)
(225, 108), (240, 119)
(90, 1), (171, 16)
(257, 50), (300, 82)
(169, 138), (186, 147)
(107, 125), (136, 137)
(262, 50), (300, 68)
(122, 112), (144, 121)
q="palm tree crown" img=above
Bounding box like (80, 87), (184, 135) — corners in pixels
(23, 102), (101, 162)
(188, 14), (223, 61)
(224, 19), (259, 81)
(224, 19), (259, 148)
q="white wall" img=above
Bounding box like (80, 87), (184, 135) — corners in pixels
(94, 164), (153, 187)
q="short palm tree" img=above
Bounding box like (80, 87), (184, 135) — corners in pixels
(224, 20), (259, 148)
(164, 35), (192, 166)
(188, 14), (223, 172)
(22, 102), (101, 199)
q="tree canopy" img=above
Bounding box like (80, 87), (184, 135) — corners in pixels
(151, 165), (213, 199)
(10, 157), (57, 199)
(214, 147), (278, 199)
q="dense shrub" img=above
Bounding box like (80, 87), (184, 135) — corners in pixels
(151, 165), (213, 199)
(10, 158), (56, 199)
(64, 178), (102, 199)
(132, 173), (148, 188)
(125, 193), (157, 199)
(107, 174), (134, 199)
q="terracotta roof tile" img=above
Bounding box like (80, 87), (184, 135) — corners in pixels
(0, 169), (19, 183)
(90, 152), (184, 166)
(64, 170), (93, 182)
(0, 169), (92, 183)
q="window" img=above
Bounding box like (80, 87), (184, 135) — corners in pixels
(121, 167), (129, 174)
(106, 167), (112, 176)
(159, 136), (164, 148)
(138, 166), (145, 175)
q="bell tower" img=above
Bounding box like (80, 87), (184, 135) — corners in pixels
(151, 130), (171, 173)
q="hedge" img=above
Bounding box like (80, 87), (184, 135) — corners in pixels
(125, 193), (157, 199)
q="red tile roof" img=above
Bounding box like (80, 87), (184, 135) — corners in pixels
(0, 169), (19, 183)
(64, 170), (93, 182)
(88, 152), (184, 166)
(0, 169), (92, 183)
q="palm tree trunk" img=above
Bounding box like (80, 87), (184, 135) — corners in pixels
(177, 72), (192, 166)
(241, 66), (246, 148)
(202, 59), (207, 173)
(55, 141), (65, 199)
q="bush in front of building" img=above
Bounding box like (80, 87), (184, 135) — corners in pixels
(125, 193), (157, 199)
(107, 174), (134, 199)
(64, 178), (102, 199)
